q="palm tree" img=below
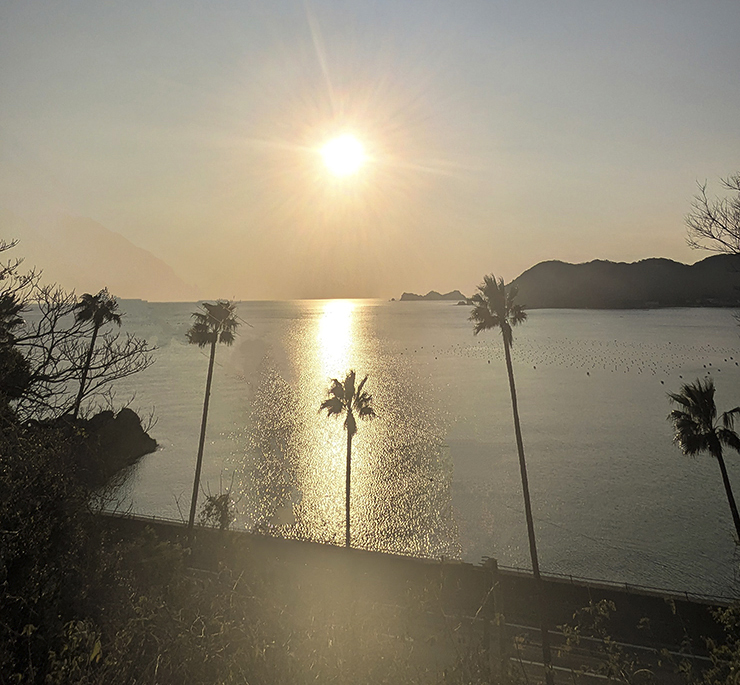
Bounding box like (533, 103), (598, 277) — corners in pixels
(187, 300), (239, 532)
(470, 274), (554, 685)
(668, 378), (740, 541)
(320, 370), (376, 548)
(72, 288), (121, 419)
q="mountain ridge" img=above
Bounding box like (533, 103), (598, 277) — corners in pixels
(509, 255), (740, 309)
(0, 209), (199, 302)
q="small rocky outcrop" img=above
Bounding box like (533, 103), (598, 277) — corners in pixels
(400, 290), (467, 301)
(78, 408), (157, 487)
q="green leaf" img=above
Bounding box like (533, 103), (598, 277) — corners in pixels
(89, 639), (102, 663)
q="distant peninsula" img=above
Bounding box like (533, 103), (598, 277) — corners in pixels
(509, 254), (740, 309)
(0, 209), (200, 301)
(399, 290), (467, 302)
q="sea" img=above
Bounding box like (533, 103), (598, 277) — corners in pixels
(109, 300), (740, 599)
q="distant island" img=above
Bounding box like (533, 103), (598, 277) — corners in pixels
(399, 290), (467, 302)
(509, 254), (740, 309)
(399, 254), (740, 310)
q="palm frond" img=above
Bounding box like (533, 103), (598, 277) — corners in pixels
(668, 379), (717, 429)
(668, 378), (740, 461)
(469, 302), (498, 336)
(327, 378), (345, 401)
(722, 407), (740, 430)
(74, 288), (121, 328)
(357, 403), (376, 420)
(319, 369), (376, 433)
(469, 273), (526, 342)
(344, 370), (356, 403)
(667, 391), (691, 408)
(356, 375), (368, 397)
(718, 428), (740, 452)
(106, 309), (122, 327)
(186, 321), (216, 348)
(673, 430), (711, 456)
(219, 329), (236, 346)
(187, 299), (239, 348)
(319, 396), (344, 416)
(509, 304), (527, 326)
(669, 378), (740, 539)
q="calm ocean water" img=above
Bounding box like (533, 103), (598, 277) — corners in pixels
(112, 300), (740, 598)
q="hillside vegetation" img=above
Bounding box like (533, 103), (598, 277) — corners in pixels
(510, 254), (740, 309)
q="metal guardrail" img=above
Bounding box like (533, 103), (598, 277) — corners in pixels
(495, 563), (737, 605)
(101, 509), (186, 526)
(100, 510), (737, 605)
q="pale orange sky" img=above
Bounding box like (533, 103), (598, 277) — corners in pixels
(1, 1), (739, 300)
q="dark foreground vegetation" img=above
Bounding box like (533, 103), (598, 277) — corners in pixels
(3, 476), (740, 685)
(1, 425), (504, 684)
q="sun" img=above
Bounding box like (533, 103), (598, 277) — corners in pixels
(321, 134), (366, 177)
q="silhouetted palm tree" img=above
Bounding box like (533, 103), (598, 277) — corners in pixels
(187, 300), (239, 531)
(470, 274), (554, 685)
(72, 288), (121, 419)
(669, 378), (740, 541)
(320, 370), (376, 547)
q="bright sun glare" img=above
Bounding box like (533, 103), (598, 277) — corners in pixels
(321, 134), (366, 177)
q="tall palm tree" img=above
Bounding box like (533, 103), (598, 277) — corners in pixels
(470, 274), (554, 685)
(187, 300), (239, 531)
(72, 288), (121, 419)
(320, 370), (376, 548)
(668, 378), (740, 541)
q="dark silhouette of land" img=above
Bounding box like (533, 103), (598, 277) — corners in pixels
(400, 289), (467, 301)
(510, 254), (740, 309)
(401, 254), (740, 310)
(77, 408), (157, 487)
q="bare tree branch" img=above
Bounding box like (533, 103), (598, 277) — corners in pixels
(0, 242), (156, 421)
(686, 173), (740, 254)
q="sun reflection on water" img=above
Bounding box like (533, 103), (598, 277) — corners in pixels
(317, 299), (355, 378)
(293, 299), (366, 545)
(239, 300), (460, 558)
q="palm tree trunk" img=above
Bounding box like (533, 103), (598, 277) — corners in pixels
(72, 323), (99, 419)
(716, 450), (740, 541)
(502, 334), (555, 685)
(345, 430), (353, 548)
(188, 339), (217, 531)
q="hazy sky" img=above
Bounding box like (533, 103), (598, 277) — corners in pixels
(1, 1), (739, 299)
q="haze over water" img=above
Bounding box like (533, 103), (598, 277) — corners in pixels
(114, 301), (740, 598)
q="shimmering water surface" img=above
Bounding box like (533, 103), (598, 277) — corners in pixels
(113, 301), (740, 597)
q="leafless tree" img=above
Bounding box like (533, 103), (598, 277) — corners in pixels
(0, 240), (155, 421)
(686, 173), (740, 254)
